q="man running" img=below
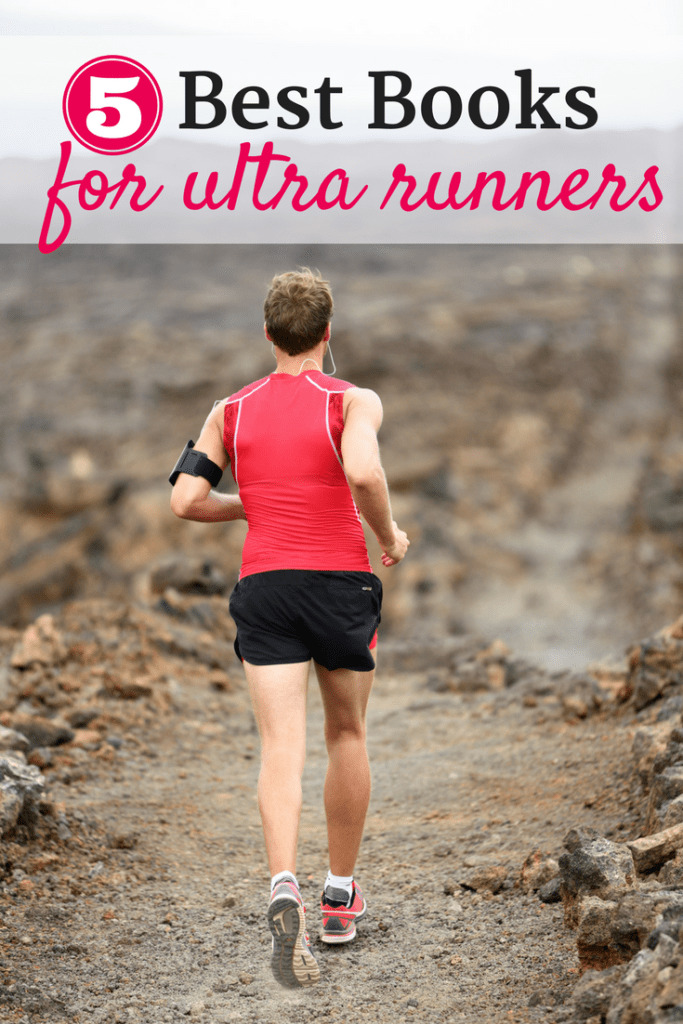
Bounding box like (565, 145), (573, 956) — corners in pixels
(170, 268), (409, 988)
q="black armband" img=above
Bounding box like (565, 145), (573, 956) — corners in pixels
(169, 440), (223, 487)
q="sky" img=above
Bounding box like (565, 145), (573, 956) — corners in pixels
(0, 1), (681, 158)
(1, 0), (682, 40)
(0, 3), (681, 245)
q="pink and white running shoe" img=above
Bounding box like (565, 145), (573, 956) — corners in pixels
(320, 881), (367, 945)
(267, 880), (320, 988)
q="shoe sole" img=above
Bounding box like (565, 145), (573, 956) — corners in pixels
(268, 896), (320, 988)
(320, 923), (357, 945)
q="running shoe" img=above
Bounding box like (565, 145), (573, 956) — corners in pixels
(267, 880), (320, 988)
(320, 881), (367, 944)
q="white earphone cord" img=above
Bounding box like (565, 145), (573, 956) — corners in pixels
(296, 343), (336, 377)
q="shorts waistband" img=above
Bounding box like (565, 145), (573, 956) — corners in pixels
(238, 569), (378, 587)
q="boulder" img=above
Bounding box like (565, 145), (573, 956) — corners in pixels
(627, 823), (683, 874)
(645, 907), (683, 951)
(577, 891), (683, 975)
(559, 827), (636, 928)
(538, 878), (562, 904)
(519, 850), (559, 892)
(645, 764), (683, 833)
(0, 665), (10, 705)
(651, 734), (683, 778)
(600, 923), (683, 1024)
(0, 725), (29, 754)
(0, 755), (45, 837)
(632, 724), (677, 789)
(10, 614), (67, 669)
(8, 713), (74, 750)
(577, 897), (622, 970)
(657, 960), (683, 1017)
(149, 556), (229, 596)
(657, 852), (683, 886)
(459, 864), (508, 894)
(627, 624), (683, 712)
(559, 674), (606, 720)
(605, 947), (659, 1024)
(571, 964), (626, 1022)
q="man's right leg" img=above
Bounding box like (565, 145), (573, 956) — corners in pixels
(243, 659), (319, 987)
(244, 659), (309, 876)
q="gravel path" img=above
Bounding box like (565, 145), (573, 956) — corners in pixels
(0, 655), (637, 1024)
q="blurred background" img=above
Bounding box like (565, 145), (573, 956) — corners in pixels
(0, 243), (681, 671)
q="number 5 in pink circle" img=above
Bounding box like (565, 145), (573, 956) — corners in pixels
(63, 55), (163, 155)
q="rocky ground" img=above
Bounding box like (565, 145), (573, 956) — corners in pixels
(2, 596), (683, 1023)
(1, 244), (683, 1022)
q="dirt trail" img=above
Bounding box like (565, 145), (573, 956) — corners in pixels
(1, 651), (637, 1024)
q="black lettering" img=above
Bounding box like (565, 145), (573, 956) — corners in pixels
(468, 86), (510, 130)
(277, 86), (309, 129)
(231, 86), (269, 130)
(314, 78), (343, 129)
(179, 71), (226, 129)
(515, 68), (561, 129)
(368, 71), (415, 129)
(420, 86), (462, 130)
(565, 86), (598, 129)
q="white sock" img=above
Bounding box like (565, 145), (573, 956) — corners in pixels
(325, 871), (354, 900)
(271, 870), (298, 892)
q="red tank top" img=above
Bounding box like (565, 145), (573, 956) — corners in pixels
(223, 370), (372, 579)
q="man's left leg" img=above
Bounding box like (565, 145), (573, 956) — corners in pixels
(315, 663), (374, 944)
(315, 663), (374, 874)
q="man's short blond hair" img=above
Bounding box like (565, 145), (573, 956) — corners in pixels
(264, 268), (333, 356)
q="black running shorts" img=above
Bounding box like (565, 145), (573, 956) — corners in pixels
(229, 569), (383, 672)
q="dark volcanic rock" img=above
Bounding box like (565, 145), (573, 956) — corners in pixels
(538, 878), (562, 904)
(10, 614), (67, 670)
(596, 926), (683, 1024)
(645, 765), (683, 833)
(603, 947), (660, 1024)
(9, 713), (74, 750)
(576, 890), (683, 973)
(571, 964), (626, 1022)
(627, 618), (683, 712)
(627, 823), (683, 874)
(0, 755), (45, 838)
(559, 827), (635, 929)
(641, 472), (683, 533)
(0, 724), (30, 753)
(645, 907), (683, 950)
(149, 556), (229, 596)
(658, 851), (683, 885)
(519, 850), (559, 892)
(632, 724), (677, 789)
(459, 864), (508, 894)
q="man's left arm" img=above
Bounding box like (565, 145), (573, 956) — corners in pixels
(170, 403), (246, 522)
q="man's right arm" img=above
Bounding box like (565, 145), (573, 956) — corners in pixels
(341, 388), (409, 566)
(170, 402), (246, 523)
